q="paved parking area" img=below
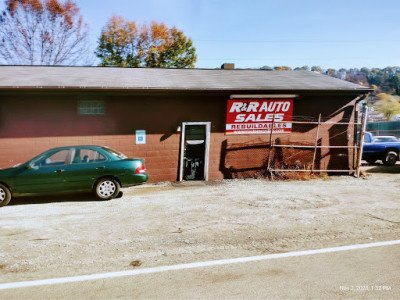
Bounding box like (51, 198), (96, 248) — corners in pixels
(1, 241), (399, 299)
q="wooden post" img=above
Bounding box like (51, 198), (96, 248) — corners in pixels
(356, 105), (368, 177)
(312, 114), (321, 172)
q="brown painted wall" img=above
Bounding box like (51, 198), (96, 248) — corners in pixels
(0, 91), (360, 182)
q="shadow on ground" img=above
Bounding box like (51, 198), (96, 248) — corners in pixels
(363, 162), (400, 174)
(9, 192), (98, 206)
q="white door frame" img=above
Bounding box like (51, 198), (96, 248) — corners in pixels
(179, 122), (211, 181)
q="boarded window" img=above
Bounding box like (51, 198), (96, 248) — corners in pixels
(78, 100), (105, 115)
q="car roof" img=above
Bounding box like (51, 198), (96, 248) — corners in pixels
(45, 145), (107, 151)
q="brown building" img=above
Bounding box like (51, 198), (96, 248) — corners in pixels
(0, 66), (371, 182)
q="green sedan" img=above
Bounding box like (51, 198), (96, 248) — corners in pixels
(0, 146), (148, 207)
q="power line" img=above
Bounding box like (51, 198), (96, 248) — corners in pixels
(195, 39), (400, 44)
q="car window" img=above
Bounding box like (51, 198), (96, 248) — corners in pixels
(101, 147), (127, 159)
(72, 149), (106, 164)
(364, 134), (372, 143)
(33, 149), (70, 167)
(374, 137), (398, 142)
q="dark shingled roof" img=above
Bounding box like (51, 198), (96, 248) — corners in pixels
(0, 66), (371, 93)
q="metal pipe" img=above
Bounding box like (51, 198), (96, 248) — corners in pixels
(272, 145), (359, 149)
(270, 121), (360, 125)
(312, 114), (321, 171)
(267, 110), (276, 173)
(269, 169), (354, 173)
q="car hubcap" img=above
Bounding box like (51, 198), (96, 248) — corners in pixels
(0, 188), (5, 201)
(98, 180), (116, 197)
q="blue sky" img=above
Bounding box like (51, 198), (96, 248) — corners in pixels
(3, 0), (400, 69)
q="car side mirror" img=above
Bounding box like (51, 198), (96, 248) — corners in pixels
(26, 163), (39, 171)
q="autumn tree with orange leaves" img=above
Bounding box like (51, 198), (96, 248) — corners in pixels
(96, 16), (196, 68)
(0, 0), (90, 65)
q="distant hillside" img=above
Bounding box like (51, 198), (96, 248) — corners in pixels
(260, 65), (400, 96)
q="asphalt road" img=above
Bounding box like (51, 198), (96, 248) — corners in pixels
(1, 242), (399, 299)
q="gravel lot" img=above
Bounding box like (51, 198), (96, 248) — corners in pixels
(0, 166), (399, 285)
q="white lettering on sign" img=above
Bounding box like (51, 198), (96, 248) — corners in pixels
(229, 101), (261, 113)
(226, 99), (293, 135)
(234, 113), (284, 123)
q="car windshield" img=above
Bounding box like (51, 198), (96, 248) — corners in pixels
(374, 137), (398, 142)
(102, 147), (127, 159)
(28, 154), (47, 167)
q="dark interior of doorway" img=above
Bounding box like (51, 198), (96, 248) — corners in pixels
(183, 125), (206, 180)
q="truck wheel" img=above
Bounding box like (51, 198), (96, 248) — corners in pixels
(383, 151), (398, 166)
(0, 183), (12, 207)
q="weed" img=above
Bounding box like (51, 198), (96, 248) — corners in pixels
(267, 163), (325, 181)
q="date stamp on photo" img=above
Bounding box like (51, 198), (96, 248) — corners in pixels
(340, 285), (392, 292)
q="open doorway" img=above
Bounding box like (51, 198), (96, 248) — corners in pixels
(179, 122), (211, 181)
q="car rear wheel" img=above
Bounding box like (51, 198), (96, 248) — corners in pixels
(383, 151), (398, 166)
(94, 178), (120, 200)
(0, 183), (11, 207)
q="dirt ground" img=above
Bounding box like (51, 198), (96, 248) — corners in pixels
(0, 165), (399, 286)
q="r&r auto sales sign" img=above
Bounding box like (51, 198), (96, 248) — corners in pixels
(226, 99), (293, 135)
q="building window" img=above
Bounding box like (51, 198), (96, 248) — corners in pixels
(78, 100), (105, 115)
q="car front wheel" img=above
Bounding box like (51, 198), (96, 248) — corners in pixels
(0, 183), (12, 207)
(94, 178), (120, 200)
(383, 151), (398, 166)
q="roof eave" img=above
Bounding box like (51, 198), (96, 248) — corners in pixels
(0, 86), (373, 94)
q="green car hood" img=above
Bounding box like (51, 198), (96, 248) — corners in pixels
(0, 165), (24, 179)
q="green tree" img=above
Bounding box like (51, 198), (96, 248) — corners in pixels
(294, 65), (309, 71)
(96, 16), (196, 68)
(311, 66), (322, 73)
(389, 74), (400, 95)
(260, 65), (273, 70)
(360, 67), (370, 75)
(374, 93), (400, 121)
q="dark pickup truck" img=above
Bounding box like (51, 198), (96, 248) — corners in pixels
(362, 132), (400, 165)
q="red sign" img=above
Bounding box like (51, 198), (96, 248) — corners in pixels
(226, 99), (293, 135)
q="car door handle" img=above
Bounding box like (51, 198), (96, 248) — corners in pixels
(54, 169), (65, 173)
(96, 166), (105, 170)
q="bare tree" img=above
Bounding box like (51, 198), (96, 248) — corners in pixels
(0, 0), (90, 65)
